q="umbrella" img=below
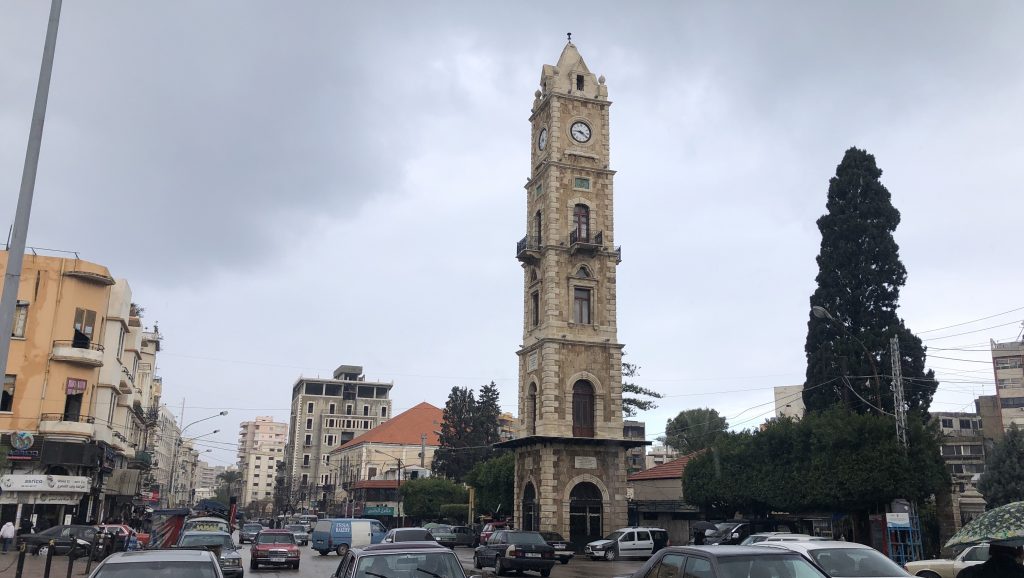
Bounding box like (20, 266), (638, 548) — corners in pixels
(692, 521), (718, 532)
(946, 501), (1024, 548)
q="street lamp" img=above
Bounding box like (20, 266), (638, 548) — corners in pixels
(811, 306), (883, 408)
(168, 410), (228, 507)
(375, 450), (405, 522)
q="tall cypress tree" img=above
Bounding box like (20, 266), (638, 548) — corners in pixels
(803, 147), (938, 414)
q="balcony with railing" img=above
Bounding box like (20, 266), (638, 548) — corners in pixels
(38, 413), (96, 441)
(129, 450), (153, 470)
(51, 340), (104, 367)
(516, 235), (541, 263)
(569, 230), (603, 254)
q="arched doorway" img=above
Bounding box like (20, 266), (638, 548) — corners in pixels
(522, 482), (538, 531)
(569, 482), (602, 551)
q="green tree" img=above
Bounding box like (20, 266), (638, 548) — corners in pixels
(978, 424), (1024, 508)
(433, 385), (500, 481)
(465, 452), (514, 517)
(400, 478), (467, 522)
(476, 382), (503, 445)
(214, 470), (243, 505)
(803, 147), (938, 414)
(622, 360), (664, 417)
(664, 408), (728, 453)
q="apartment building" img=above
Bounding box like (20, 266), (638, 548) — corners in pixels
(774, 384), (806, 419)
(932, 412), (987, 530)
(0, 252), (162, 526)
(284, 365), (392, 512)
(151, 405), (181, 506)
(645, 445), (680, 470)
(991, 338), (1024, 430)
(624, 420), (647, 474)
(237, 416), (287, 508)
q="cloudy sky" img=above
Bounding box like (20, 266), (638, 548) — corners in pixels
(3, 2), (1023, 468)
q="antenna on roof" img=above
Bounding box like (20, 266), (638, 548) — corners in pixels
(567, 32), (572, 44)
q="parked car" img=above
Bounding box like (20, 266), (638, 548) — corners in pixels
(239, 523), (264, 544)
(585, 527), (669, 561)
(740, 533), (828, 546)
(18, 524), (108, 559)
(477, 521), (508, 547)
(539, 531), (573, 564)
(88, 549), (224, 578)
(625, 545), (828, 578)
(176, 530), (243, 578)
(474, 530), (556, 577)
(284, 523), (310, 546)
(432, 525), (476, 548)
(763, 541), (910, 577)
(328, 541), (466, 578)
(183, 517), (231, 534)
(249, 529), (301, 570)
(382, 527), (436, 544)
(311, 518), (388, 556)
(97, 524), (149, 550)
(904, 543), (989, 578)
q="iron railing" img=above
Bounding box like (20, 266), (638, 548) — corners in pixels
(52, 339), (104, 352)
(569, 230), (603, 247)
(40, 413), (95, 423)
(516, 235), (541, 256)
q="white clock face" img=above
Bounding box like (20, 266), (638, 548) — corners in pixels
(538, 128), (548, 151)
(570, 121), (592, 143)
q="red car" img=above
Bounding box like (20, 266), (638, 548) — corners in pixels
(250, 529), (301, 570)
(477, 522), (508, 547)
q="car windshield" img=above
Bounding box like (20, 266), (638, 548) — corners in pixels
(714, 523), (739, 536)
(285, 525), (306, 533)
(604, 531), (623, 541)
(257, 534), (295, 544)
(433, 526), (453, 533)
(244, 525), (263, 531)
(356, 552), (463, 578)
(94, 561), (219, 578)
(179, 534), (232, 548)
(508, 532), (546, 545)
(396, 530), (433, 540)
(809, 548), (909, 577)
(718, 556), (827, 578)
(540, 532), (564, 542)
(740, 535), (768, 545)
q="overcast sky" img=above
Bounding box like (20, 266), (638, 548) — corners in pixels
(3, 2), (1023, 468)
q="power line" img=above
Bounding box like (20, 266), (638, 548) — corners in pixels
(917, 305), (1024, 334)
(921, 320), (1024, 341)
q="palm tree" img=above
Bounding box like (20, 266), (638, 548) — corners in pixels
(216, 470), (243, 502)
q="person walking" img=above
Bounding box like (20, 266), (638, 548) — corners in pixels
(1, 521), (16, 554)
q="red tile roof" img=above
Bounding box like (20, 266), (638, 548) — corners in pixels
(337, 402), (443, 450)
(627, 453), (699, 481)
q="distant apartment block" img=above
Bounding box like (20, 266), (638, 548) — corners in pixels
(238, 416), (287, 507)
(774, 384), (806, 419)
(991, 338), (1024, 431)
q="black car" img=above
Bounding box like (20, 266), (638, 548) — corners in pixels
(329, 542), (466, 578)
(18, 524), (109, 560)
(624, 545), (828, 578)
(473, 530), (556, 577)
(539, 532), (573, 564)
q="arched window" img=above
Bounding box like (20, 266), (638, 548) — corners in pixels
(572, 380), (595, 438)
(522, 482), (538, 531)
(530, 268), (538, 283)
(575, 266), (591, 278)
(534, 210), (543, 246)
(573, 204), (590, 241)
(527, 383), (538, 436)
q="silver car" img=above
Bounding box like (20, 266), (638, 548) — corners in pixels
(87, 549), (224, 577)
(284, 524), (311, 546)
(763, 541), (911, 577)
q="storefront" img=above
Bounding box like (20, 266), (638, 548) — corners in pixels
(0, 475), (91, 528)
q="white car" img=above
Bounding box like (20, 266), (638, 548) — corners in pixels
(904, 543), (988, 578)
(585, 527), (669, 561)
(740, 533), (829, 545)
(762, 540), (910, 577)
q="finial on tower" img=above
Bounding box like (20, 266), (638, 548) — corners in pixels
(567, 32), (572, 44)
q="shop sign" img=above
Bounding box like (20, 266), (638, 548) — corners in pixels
(0, 492), (82, 505)
(0, 475), (91, 493)
(9, 431), (34, 450)
(364, 506), (394, 516)
(66, 378), (87, 395)
(885, 513), (910, 528)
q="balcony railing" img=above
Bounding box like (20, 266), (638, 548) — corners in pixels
(51, 340), (105, 367)
(569, 230), (603, 248)
(516, 235), (541, 262)
(130, 450), (153, 470)
(41, 413), (96, 424)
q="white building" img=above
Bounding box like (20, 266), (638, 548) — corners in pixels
(238, 416), (287, 508)
(774, 384), (806, 419)
(991, 339), (1024, 430)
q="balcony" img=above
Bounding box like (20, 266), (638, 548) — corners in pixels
(516, 235), (541, 264)
(569, 230), (603, 254)
(38, 413), (95, 441)
(51, 340), (104, 367)
(129, 450), (153, 470)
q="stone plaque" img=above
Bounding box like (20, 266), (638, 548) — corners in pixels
(574, 456), (597, 469)
(527, 352), (538, 372)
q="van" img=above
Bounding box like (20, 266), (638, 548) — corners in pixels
(585, 527), (669, 561)
(311, 518), (387, 556)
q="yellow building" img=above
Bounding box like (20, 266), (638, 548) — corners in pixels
(1, 251), (160, 526)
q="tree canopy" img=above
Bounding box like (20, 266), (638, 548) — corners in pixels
(400, 477), (467, 522)
(432, 384), (502, 481)
(663, 408), (728, 453)
(683, 408), (948, 517)
(803, 147), (937, 414)
(978, 425), (1024, 509)
(465, 452), (514, 517)
(622, 360), (664, 418)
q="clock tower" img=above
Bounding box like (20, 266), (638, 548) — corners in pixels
(500, 40), (643, 550)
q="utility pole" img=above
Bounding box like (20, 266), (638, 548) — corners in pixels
(420, 433), (426, 468)
(890, 336), (907, 447)
(0, 0), (63, 379)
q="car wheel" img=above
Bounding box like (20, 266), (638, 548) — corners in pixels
(317, 549), (329, 556)
(336, 544), (349, 556)
(474, 555), (483, 570)
(293, 561), (300, 570)
(38, 546), (48, 557)
(250, 559), (257, 570)
(495, 557), (507, 576)
(541, 569), (551, 578)
(604, 548), (617, 562)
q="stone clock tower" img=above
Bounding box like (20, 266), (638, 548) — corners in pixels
(499, 41), (643, 550)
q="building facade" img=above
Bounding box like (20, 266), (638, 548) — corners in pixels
(623, 420), (646, 474)
(237, 416), (287, 508)
(932, 413), (987, 530)
(1, 252), (161, 526)
(991, 338), (1024, 430)
(151, 405), (180, 506)
(500, 42), (642, 550)
(773, 384), (806, 419)
(283, 365), (393, 513)
(644, 445), (680, 470)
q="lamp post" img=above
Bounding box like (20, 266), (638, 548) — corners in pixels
(375, 450), (405, 523)
(811, 305), (883, 408)
(167, 410), (227, 507)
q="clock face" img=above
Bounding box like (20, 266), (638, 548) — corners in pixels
(570, 121), (592, 143)
(538, 128), (548, 151)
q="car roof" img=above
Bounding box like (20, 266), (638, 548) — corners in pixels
(394, 527), (432, 531)
(362, 542), (450, 552)
(660, 546), (807, 558)
(103, 550), (217, 564)
(257, 529), (293, 534)
(761, 541), (876, 553)
(613, 527), (667, 532)
(181, 530), (231, 537)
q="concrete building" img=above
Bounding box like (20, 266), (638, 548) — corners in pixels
(623, 420), (646, 475)
(644, 445), (680, 470)
(331, 402), (442, 521)
(151, 406), (181, 506)
(0, 252), (161, 526)
(284, 365), (393, 512)
(498, 42), (645, 550)
(626, 454), (701, 546)
(237, 416), (287, 508)
(991, 338), (1024, 431)
(932, 413), (987, 532)
(774, 384), (806, 419)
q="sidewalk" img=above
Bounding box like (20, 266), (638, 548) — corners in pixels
(0, 552), (93, 578)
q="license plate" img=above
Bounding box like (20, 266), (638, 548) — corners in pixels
(526, 553), (541, 558)
(270, 557), (286, 563)
(554, 545), (565, 550)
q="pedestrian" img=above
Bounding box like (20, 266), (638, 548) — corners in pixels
(692, 528), (705, 546)
(956, 544), (1024, 578)
(1, 521), (15, 554)
(17, 518), (33, 537)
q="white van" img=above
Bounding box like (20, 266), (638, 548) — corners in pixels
(585, 527), (669, 561)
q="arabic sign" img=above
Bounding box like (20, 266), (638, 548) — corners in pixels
(0, 475), (90, 493)
(363, 506), (394, 516)
(0, 492), (82, 505)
